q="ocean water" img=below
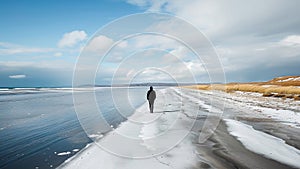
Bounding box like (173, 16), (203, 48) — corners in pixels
(0, 87), (148, 169)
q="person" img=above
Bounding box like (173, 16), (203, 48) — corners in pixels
(147, 86), (156, 113)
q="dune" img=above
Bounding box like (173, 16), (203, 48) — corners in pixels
(186, 75), (300, 100)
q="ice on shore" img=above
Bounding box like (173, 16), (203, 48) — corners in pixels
(225, 119), (300, 168)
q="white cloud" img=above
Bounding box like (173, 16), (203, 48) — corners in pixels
(84, 35), (114, 53)
(126, 0), (168, 12)
(129, 0), (300, 39)
(0, 42), (53, 55)
(279, 35), (300, 46)
(0, 61), (74, 69)
(97, 46), (204, 83)
(126, 0), (148, 7)
(58, 30), (87, 48)
(125, 0), (300, 82)
(9, 74), (26, 79)
(118, 41), (128, 48)
(54, 52), (63, 57)
(169, 46), (188, 59)
(130, 34), (177, 49)
(88, 32), (209, 83)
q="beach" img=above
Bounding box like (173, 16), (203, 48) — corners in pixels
(58, 87), (300, 169)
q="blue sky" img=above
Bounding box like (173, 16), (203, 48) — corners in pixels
(0, 0), (142, 46)
(0, 0), (144, 87)
(1, 0), (300, 87)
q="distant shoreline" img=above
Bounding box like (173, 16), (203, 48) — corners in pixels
(0, 82), (207, 89)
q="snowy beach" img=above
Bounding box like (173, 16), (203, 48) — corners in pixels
(2, 0), (300, 168)
(59, 87), (300, 169)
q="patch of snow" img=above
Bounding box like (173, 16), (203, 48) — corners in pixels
(88, 134), (103, 139)
(261, 85), (276, 88)
(225, 119), (300, 168)
(277, 77), (300, 82)
(252, 106), (300, 127)
(173, 88), (222, 114)
(197, 88), (300, 128)
(57, 151), (71, 156)
(277, 77), (294, 82)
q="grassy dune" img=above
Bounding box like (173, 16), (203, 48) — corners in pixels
(186, 76), (300, 100)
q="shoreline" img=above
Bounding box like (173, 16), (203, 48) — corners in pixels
(58, 87), (300, 169)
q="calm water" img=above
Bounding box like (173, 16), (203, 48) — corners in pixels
(0, 87), (148, 169)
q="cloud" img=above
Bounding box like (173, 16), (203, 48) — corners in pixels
(125, 0), (300, 82)
(279, 35), (300, 46)
(58, 30), (87, 48)
(9, 74), (26, 79)
(95, 46), (205, 84)
(85, 35), (114, 53)
(54, 52), (62, 57)
(0, 60), (74, 70)
(54, 52), (63, 57)
(126, 0), (148, 7)
(126, 0), (168, 12)
(128, 0), (300, 39)
(118, 41), (128, 48)
(0, 42), (53, 55)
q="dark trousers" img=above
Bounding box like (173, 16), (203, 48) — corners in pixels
(148, 101), (154, 113)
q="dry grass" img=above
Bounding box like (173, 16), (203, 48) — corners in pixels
(186, 76), (300, 100)
(267, 76), (300, 86)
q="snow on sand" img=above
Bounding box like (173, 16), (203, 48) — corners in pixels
(225, 119), (300, 168)
(58, 88), (201, 169)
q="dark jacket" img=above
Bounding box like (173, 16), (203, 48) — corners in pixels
(147, 89), (156, 102)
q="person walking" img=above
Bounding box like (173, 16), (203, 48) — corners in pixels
(147, 86), (156, 113)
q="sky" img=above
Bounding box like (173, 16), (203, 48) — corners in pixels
(1, 0), (300, 87)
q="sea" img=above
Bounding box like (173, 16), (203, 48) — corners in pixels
(0, 87), (149, 169)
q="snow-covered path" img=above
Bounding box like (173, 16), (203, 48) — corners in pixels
(59, 88), (203, 169)
(59, 87), (300, 169)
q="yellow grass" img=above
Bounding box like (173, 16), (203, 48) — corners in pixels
(188, 84), (300, 94)
(185, 76), (300, 100)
